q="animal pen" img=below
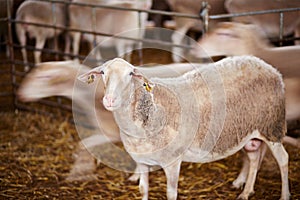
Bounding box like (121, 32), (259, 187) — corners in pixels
(0, 0), (300, 199)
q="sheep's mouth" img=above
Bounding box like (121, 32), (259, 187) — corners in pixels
(103, 104), (119, 111)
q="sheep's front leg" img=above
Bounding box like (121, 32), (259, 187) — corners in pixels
(34, 36), (46, 64)
(233, 152), (249, 189)
(63, 33), (71, 60)
(163, 159), (182, 200)
(16, 26), (29, 71)
(128, 163), (142, 182)
(138, 164), (149, 200)
(72, 32), (81, 62)
(171, 25), (190, 63)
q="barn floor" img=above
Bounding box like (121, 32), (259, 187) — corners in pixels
(0, 111), (299, 200)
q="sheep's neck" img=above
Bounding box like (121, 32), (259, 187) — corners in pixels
(113, 83), (152, 139)
(238, 39), (267, 56)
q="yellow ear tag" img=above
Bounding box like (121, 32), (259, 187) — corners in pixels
(87, 74), (95, 84)
(143, 82), (152, 92)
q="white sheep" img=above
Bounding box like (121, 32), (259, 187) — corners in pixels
(225, 0), (300, 41)
(69, 0), (152, 62)
(194, 22), (300, 121)
(15, 0), (70, 71)
(167, 0), (227, 62)
(79, 57), (290, 200)
(17, 60), (120, 181)
(17, 59), (203, 181)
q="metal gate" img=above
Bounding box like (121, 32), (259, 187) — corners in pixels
(0, 0), (299, 115)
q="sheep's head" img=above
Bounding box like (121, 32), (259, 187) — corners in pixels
(78, 58), (154, 111)
(194, 22), (269, 57)
(18, 61), (82, 102)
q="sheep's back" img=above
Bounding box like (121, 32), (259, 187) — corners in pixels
(162, 56), (286, 154)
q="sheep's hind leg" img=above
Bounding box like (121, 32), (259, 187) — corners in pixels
(264, 141), (290, 200)
(283, 136), (300, 148)
(233, 140), (267, 189)
(237, 140), (264, 200)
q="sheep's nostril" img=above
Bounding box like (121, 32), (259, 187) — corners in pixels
(104, 95), (116, 105)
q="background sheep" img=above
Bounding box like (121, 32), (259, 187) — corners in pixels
(225, 0), (300, 42)
(166, 0), (227, 62)
(194, 22), (300, 122)
(69, 0), (152, 62)
(79, 57), (290, 200)
(16, 61), (98, 180)
(15, 0), (70, 70)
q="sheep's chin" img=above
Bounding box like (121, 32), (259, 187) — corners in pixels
(103, 104), (120, 111)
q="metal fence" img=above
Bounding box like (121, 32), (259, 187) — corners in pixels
(0, 0), (299, 115)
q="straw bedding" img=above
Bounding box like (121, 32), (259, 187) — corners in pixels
(0, 111), (299, 199)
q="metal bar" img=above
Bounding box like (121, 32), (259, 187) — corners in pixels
(6, 0), (16, 110)
(279, 12), (284, 46)
(200, 1), (209, 34)
(33, 0), (300, 21)
(7, 0), (300, 116)
(0, 83), (12, 87)
(11, 20), (192, 49)
(92, 7), (97, 49)
(210, 7), (300, 20)
(51, 1), (59, 60)
(0, 69), (11, 73)
(35, 0), (200, 18)
(137, 11), (143, 65)
(12, 43), (88, 61)
(0, 92), (13, 97)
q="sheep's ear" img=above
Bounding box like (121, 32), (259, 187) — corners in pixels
(78, 67), (104, 84)
(129, 68), (144, 79)
(130, 68), (155, 92)
(214, 22), (240, 39)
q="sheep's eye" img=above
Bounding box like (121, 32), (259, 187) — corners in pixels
(129, 71), (134, 76)
(216, 32), (239, 38)
(99, 70), (104, 75)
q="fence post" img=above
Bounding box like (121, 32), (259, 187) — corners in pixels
(279, 12), (284, 46)
(51, 0), (59, 60)
(200, 1), (210, 34)
(137, 10), (143, 65)
(6, 0), (17, 110)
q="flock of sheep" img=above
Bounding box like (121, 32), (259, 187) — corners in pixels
(10, 0), (300, 199)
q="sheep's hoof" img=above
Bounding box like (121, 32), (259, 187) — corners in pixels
(24, 66), (30, 72)
(236, 194), (248, 200)
(236, 191), (254, 200)
(232, 179), (245, 189)
(279, 192), (291, 200)
(128, 173), (140, 182)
